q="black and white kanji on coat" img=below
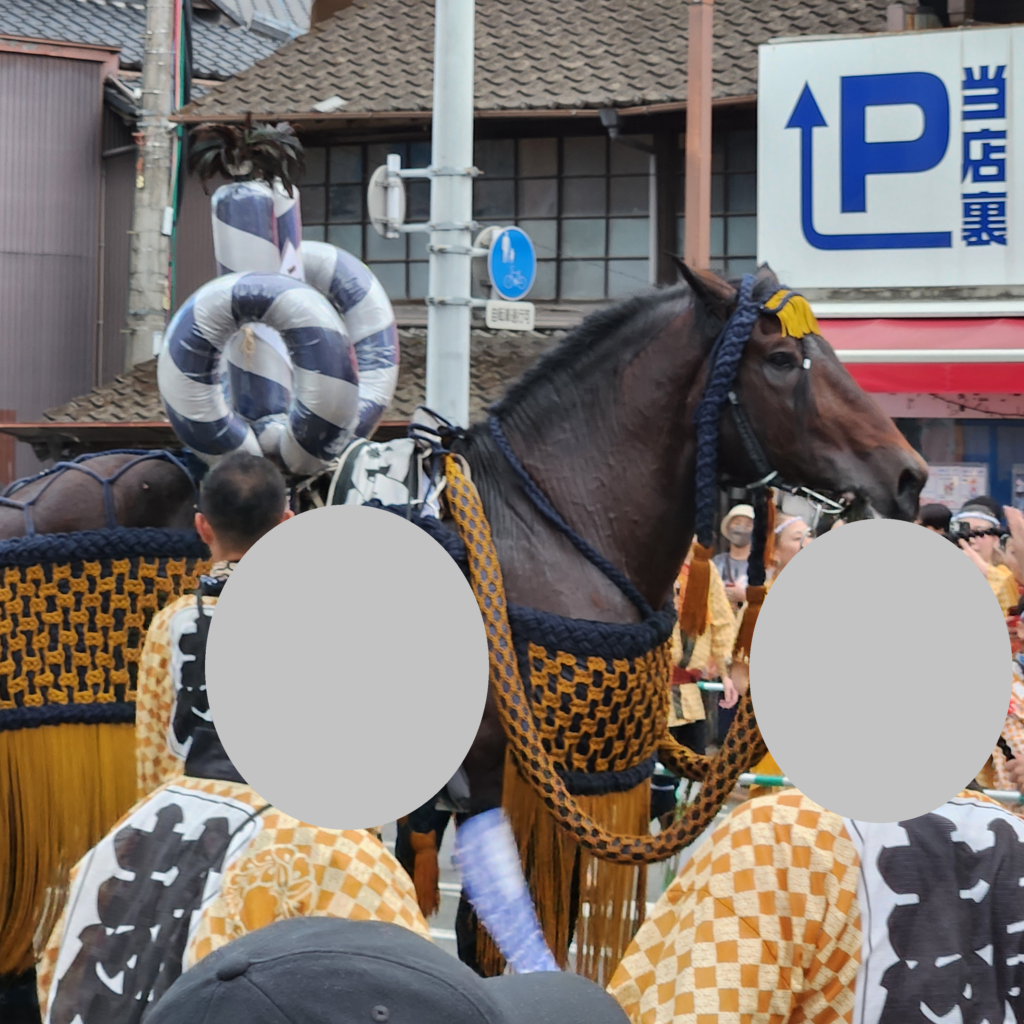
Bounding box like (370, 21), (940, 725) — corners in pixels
(44, 787), (265, 1024)
(167, 596), (216, 763)
(847, 795), (1024, 1024)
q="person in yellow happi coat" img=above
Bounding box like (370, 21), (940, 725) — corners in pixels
(669, 543), (739, 755)
(36, 719), (429, 1024)
(608, 786), (1024, 1024)
(952, 499), (1020, 616)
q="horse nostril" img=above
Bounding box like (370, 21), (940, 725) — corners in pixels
(897, 468), (919, 498)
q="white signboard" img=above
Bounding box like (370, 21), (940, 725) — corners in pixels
(920, 463), (989, 509)
(758, 26), (1021, 288)
(485, 300), (536, 331)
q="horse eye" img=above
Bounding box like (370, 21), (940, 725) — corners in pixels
(767, 351), (797, 369)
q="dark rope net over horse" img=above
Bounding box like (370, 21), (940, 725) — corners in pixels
(0, 450), (203, 537)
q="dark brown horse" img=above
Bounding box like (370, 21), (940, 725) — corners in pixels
(0, 452), (198, 540)
(397, 262), (926, 971)
(454, 262), (923, 794)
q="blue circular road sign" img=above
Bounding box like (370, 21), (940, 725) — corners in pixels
(487, 226), (536, 301)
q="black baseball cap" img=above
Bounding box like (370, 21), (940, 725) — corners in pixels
(147, 917), (632, 1024)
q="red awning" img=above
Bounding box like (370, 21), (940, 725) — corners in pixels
(818, 318), (1024, 393)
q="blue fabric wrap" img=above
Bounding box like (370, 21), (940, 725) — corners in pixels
(454, 808), (560, 973)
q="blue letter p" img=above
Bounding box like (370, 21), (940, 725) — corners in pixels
(841, 72), (950, 213)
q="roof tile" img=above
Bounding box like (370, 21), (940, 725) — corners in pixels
(44, 329), (565, 426)
(181, 0), (891, 118)
(1, 0), (288, 80)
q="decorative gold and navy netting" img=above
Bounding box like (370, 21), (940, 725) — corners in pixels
(0, 527), (210, 976)
(508, 603), (675, 795)
(0, 529), (210, 733)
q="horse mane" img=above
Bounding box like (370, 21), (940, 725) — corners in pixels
(453, 265), (783, 534)
(488, 264), (782, 431)
(491, 285), (691, 420)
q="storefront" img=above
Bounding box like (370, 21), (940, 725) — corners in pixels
(820, 314), (1024, 509)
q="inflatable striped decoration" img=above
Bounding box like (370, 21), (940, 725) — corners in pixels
(302, 241), (400, 438)
(158, 273), (359, 476)
(211, 179), (304, 279)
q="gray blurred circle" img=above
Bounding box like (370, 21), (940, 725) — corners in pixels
(749, 518), (1009, 822)
(205, 505), (489, 829)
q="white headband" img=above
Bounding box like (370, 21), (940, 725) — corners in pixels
(951, 510), (1001, 529)
(774, 515), (806, 535)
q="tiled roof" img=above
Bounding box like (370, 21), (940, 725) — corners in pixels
(212, 0), (312, 34)
(43, 328), (564, 425)
(181, 0), (892, 119)
(0, 0), (284, 80)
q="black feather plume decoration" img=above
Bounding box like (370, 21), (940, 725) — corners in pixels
(188, 117), (305, 195)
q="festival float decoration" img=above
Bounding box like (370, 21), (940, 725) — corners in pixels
(159, 120), (399, 476)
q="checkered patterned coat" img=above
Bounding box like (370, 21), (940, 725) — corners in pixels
(608, 790), (861, 1024)
(36, 776), (429, 1020)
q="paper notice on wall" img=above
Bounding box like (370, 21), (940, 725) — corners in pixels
(920, 464), (989, 510)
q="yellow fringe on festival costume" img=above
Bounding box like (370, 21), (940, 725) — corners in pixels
(468, 632), (672, 983)
(440, 454), (767, 984)
(0, 554), (208, 975)
(763, 289), (821, 339)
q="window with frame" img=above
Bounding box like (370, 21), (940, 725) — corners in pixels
(298, 140), (432, 301)
(676, 128), (757, 278)
(298, 134), (655, 303)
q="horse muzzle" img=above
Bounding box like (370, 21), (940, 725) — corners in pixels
(830, 446), (928, 522)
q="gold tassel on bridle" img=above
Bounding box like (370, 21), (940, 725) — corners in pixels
(762, 290), (821, 340)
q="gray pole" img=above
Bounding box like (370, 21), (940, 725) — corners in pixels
(424, 0), (476, 427)
(124, 0), (176, 368)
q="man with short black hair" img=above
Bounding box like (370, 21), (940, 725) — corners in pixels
(916, 502), (952, 535)
(135, 452), (295, 796)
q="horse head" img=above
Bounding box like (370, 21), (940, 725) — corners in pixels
(680, 262), (927, 522)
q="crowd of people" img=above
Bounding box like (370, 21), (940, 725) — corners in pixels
(16, 462), (1024, 1024)
(663, 493), (1024, 807)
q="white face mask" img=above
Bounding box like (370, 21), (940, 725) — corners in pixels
(726, 526), (753, 546)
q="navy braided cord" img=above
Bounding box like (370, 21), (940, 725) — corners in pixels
(692, 274), (761, 549)
(488, 415), (654, 619)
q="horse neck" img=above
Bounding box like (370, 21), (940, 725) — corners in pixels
(461, 303), (708, 624)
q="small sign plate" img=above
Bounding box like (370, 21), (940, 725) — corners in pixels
(485, 300), (536, 331)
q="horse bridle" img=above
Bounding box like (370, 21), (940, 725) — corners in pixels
(719, 291), (850, 523)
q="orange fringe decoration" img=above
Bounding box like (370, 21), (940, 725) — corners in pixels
(732, 494), (777, 664)
(0, 722), (136, 975)
(476, 751), (649, 985)
(409, 830), (440, 917)
(733, 585), (766, 664)
(762, 495), (777, 571)
(677, 543), (714, 635)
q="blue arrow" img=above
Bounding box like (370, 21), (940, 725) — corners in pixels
(786, 83), (951, 250)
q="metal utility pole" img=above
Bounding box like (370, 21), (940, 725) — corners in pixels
(125, 0), (176, 368)
(684, 0), (714, 269)
(424, 0), (476, 428)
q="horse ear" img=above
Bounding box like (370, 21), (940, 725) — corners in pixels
(672, 257), (737, 322)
